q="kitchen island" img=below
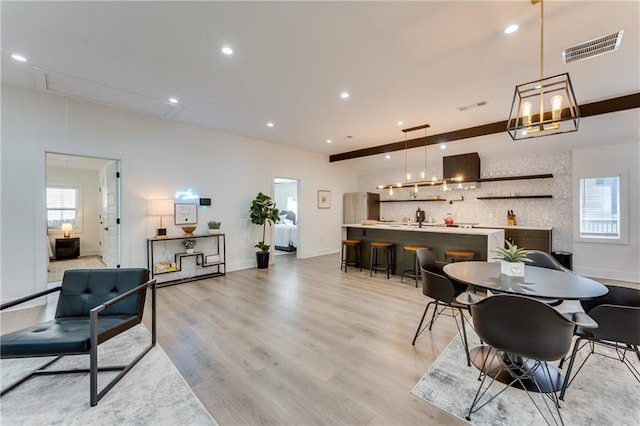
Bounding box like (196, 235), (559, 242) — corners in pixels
(342, 223), (504, 274)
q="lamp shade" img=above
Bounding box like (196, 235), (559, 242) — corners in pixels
(61, 223), (73, 238)
(148, 199), (174, 216)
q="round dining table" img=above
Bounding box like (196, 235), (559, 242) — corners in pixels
(442, 261), (608, 394)
(443, 261), (608, 300)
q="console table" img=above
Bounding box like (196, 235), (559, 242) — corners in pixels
(146, 233), (225, 287)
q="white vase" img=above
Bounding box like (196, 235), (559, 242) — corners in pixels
(501, 260), (525, 277)
(186, 248), (195, 254)
(207, 229), (221, 235)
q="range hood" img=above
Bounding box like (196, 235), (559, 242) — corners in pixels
(443, 152), (481, 190)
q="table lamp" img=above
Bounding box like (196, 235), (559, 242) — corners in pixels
(61, 223), (73, 238)
(148, 199), (174, 237)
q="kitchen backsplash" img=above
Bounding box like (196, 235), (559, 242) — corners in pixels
(357, 151), (572, 251)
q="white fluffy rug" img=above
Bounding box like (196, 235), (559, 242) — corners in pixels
(1, 325), (216, 425)
(411, 332), (640, 425)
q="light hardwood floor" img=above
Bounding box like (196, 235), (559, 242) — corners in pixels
(145, 253), (465, 425)
(5, 254), (638, 425)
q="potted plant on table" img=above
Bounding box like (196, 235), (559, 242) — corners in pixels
(249, 192), (280, 269)
(493, 240), (531, 277)
(183, 238), (197, 254)
(207, 220), (222, 234)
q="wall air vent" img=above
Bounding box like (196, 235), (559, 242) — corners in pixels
(562, 31), (623, 64)
(457, 101), (487, 112)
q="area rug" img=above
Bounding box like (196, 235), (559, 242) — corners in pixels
(411, 332), (639, 425)
(0, 325), (216, 425)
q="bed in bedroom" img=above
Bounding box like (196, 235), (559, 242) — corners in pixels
(275, 210), (298, 252)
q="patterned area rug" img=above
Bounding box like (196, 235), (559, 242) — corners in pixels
(1, 325), (216, 425)
(411, 332), (640, 425)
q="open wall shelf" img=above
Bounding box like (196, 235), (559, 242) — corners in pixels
(380, 199), (447, 203)
(476, 195), (553, 200)
(477, 173), (553, 183)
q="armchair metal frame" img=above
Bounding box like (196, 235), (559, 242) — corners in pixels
(1, 274), (157, 406)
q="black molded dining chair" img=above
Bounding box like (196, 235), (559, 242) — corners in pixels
(559, 284), (640, 400)
(412, 248), (478, 367)
(0, 268), (156, 406)
(459, 294), (597, 425)
(525, 250), (572, 273)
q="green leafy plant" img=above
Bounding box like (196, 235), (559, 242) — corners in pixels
(207, 220), (221, 229)
(493, 240), (531, 262)
(249, 192), (280, 253)
(183, 238), (197, 250)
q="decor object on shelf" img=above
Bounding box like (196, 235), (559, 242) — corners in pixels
(207, 220), (221, 234)
(183, 238), (197, 254)
(181, 226), (196, 237)
(174, 203), (197, 225)
(249, 192), (280, 268)
(493, 240), (531, 277)
(148, 199), (174, 237)
(61, 222), (72, 238)
(506, 0), (580, 140)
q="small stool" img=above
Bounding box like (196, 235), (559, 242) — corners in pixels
(370, 242), (394, 279)
(401, 246), (429, 287)
(341, 239), (362, 272)
(444, 250), (476, 262)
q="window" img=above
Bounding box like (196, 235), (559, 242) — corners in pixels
(47, 186), (79, 230)
(579, 176), (619, 239)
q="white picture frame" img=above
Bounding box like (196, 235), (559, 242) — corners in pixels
(174, 203), (198, 225)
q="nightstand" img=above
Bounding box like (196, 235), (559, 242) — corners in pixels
(55, 237), (80, 260)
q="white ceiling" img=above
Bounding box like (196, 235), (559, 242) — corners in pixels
(2, 1), (639, 174)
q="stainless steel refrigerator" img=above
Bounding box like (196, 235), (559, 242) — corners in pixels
(343, 192), (380, 224)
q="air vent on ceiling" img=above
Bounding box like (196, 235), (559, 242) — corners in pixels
(562, 30), (623, 64)
(457, 100), (487, 112)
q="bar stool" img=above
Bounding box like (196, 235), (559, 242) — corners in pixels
(401, 246), (430, 287)
(444, 250), (476, 262)
(341, 239), (362, 272)
(370, 242), (394, 279)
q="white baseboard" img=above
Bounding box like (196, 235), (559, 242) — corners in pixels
(574, 266), (640, 283)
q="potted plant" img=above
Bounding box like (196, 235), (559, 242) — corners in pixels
(493, 240), (531, 277)
(249, 192), (280, 269)
(207, 220), (222, 234)
(183, 238), (197, 254)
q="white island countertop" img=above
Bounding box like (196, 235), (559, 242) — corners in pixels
(342, 223), (505, 236)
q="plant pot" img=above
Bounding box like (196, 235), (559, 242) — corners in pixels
(501, 260), (525, 277)
(207, 229), (221, 235)
(256, 251), (270, 269)
(186, 248), (195, 254)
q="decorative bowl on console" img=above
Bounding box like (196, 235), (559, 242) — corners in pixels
(181, 226), (197, 237)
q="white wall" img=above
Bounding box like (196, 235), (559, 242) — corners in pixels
(572, 142), (639, 282)
(1, 84), (357, 302)
(46, 166), (101, 256)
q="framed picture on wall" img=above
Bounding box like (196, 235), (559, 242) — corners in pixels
(174, 203), (198, 225)
(317, 190), (331, 209)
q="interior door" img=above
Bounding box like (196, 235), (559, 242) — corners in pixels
(101, 161), (121, 267)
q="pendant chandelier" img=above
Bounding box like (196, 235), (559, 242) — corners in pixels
(378, 124), (431, 193)
(506, 0), (580, 140)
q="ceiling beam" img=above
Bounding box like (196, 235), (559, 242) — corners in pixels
(329, 92), (640, 163)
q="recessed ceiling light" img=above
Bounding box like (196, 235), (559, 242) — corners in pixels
(11, 53), (27, 62)
(340, 92), (349, 99)
(504, 24), (519, 34)
(267, 122), (274, 127)
(385, 155), (391, 160)
(326, 139), (332, 144)
(397, 121), (404, 126)
(168, 97), (178, 104)
(221, 46), (233, 55)
(440, 144), (447, 150)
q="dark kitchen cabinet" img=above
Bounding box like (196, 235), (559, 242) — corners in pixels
(55, 237), (80, 260)
(505, 229), (551, 254)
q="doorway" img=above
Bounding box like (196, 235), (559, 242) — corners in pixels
(273, 177), (300, 258)
(46, 153), (121, 282)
